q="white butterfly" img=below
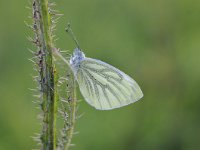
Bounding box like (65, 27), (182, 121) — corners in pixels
(68, 48), (143, 110)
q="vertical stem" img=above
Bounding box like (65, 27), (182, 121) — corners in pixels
(32, 0), (77, 149)
(65, 78), (77, 150)
(35, 0), (57, 149)
(53, 52), (78, 150)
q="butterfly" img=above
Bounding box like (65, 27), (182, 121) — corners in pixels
(68, 48), (143, 110)
(54, 24), (143, 110)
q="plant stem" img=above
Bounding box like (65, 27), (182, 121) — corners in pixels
(32, 0), (78, 149)
(65, 78), (77, 150)
(35, 0), (57, 149)
(52, 48), (77, 150)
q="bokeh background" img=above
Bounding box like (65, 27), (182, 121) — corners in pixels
(0, 0), (200, 150)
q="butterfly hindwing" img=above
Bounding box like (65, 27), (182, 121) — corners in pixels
(76, 58), (143, 110)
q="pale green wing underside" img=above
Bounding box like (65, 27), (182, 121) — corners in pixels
(76, 58), (143, 110)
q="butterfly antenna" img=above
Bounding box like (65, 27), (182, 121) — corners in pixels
(65, 23), (81, 49)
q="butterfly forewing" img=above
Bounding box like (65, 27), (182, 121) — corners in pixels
(76, 58), (143, 110)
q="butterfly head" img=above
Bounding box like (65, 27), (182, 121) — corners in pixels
(70, 48), (85, 71)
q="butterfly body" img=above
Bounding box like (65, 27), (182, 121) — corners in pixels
(70, 48), (85, 76)
(70, 48), (143, 110)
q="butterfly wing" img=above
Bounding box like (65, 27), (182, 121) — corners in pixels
(76, 58), (143, 110)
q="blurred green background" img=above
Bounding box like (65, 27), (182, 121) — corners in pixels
(0, 0), (200, 150)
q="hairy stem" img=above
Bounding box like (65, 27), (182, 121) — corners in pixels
(65, 78), (77, 150)
(53, 49), (78, 150)
(33, 0), (57, 149)
(31, 0), (78, 149)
